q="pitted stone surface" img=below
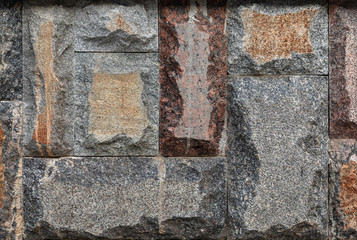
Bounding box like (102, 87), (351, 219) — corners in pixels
(159, 0), (227, 157)
(0, 0), (22, 101)
(329, 1), (357, 139)
(23, 4), (74, 157)
(0, 102), (22, 239)
(227, 0), (328, 75)
(228, 76), (328, 238)
(75, 0), (158, 52)
(74, 53), (159, 156)
(329, 140), (357, 239)
(159, 157), (226, 239)
(23, 157), (161, 239)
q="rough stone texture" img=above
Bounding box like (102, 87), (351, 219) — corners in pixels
(329, 0), (357, 139)
(159, 0), (227, 157)
(75, 0), (158, 52)
(23, 4), (74, 157)
(0, 102), (23, 239)
(74, 53), (159, 156)
(0, 0), (22, 101)
(23, 157), (160, 239)
(227, 0), (328, 75)
(159, 157), (226, 239)
(329, 140), (357, 239)
(228, 76), (328, 239)
(23, 157), (225, 239)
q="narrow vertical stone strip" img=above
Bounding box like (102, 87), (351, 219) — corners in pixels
(330, 0), (357, 138)
(23, 5), (74, 157)
(0, 102), (23, 239)
(0, 0), (22, 101)
(159, 0), (227, 157)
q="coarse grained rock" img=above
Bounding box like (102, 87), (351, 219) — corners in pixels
(74, 53), (159, 156)
(0, 102), (23, 239)
(23, 157), (226, 239)
(228, 76), (328, 239)
(75, 0), (158, 52)
(227, 0), (328, 75)
(159, 157), (226, 239)
(159, 0), (227, 157)
(23, 157), (161, 239)
(0, 0), (22, 101)
(329, 140), (357, 240)
(329, 0), (357, 139)
(23, 4), (75, 157)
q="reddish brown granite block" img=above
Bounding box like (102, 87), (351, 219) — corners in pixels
(330, 0), (357, 139)
(159, 0), (227, 157)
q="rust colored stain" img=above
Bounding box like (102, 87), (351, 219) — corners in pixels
(88, 72), (148, 139)
(0, 123), (5, 209)
(31, 20), (59, 156)
(241, 8), (318, 64)
(340, 158), (357, 230)
(107, 13), (135, 34)
(159, 0), (227, 157)
(330, 4), (357, 139)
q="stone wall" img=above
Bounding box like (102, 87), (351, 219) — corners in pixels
(0, 0), (356, 239)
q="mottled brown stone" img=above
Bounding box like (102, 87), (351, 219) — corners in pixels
(242, 8), (317, 64)
(330, 0), (357, 139)
(159, 0), (227, 157)
(340, 158), (357, 231)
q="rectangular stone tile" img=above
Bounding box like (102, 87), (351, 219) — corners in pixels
(75, 0), (158, 52)
(23, 157), (160, 239)
(0, 102), (22, 239)
(159, 157), (226, 239)
(74, 53), (159, 156)
(227, 0), (328, 75)
(23, 4), (74, 157)
(0, 0), (22, 101)
(159, 0), (227, 157)
(329, 140), (357, 239)
(228, 76), (328, 239)
(329, 1), (357, 139)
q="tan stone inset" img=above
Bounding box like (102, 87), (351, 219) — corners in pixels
(0, 123), (5, 209)
(107, 12), (135, 34)
(88, 72), (148, 139)
(32, 20), (59, 156)
(242, 8), (318, 64)
(340, 155), (357, 230)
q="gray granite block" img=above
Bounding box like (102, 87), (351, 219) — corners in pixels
(74, 53), (159, 156)
(23, 4), (75, 157)
(75, 0), (158, 52)
(228, 76), (328, 239)
(227, 0), (328, 75)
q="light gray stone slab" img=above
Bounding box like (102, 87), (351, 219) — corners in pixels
(228, 76), (328, 239)
(227, 0), (328, 75)
(75, 0), (158, 52)
(23, 4), (74, 157)
(74, 53), (159, 156)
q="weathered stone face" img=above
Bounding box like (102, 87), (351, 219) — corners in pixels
(159, 0), (227, 157)
(0, 102), (22, 239)
(75, 0), (158, 52)
(228, 76), (328, 238)
(329, 140), (357, 239)
(23, 4), (74, 157)
(159, 157), (226, 239)
(0, 1), (22, 101)
(23, 157), (226, 239)
(228, 0), (328, 75)
(329, 1), (357, 139)
(74, 53), (159, 156)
